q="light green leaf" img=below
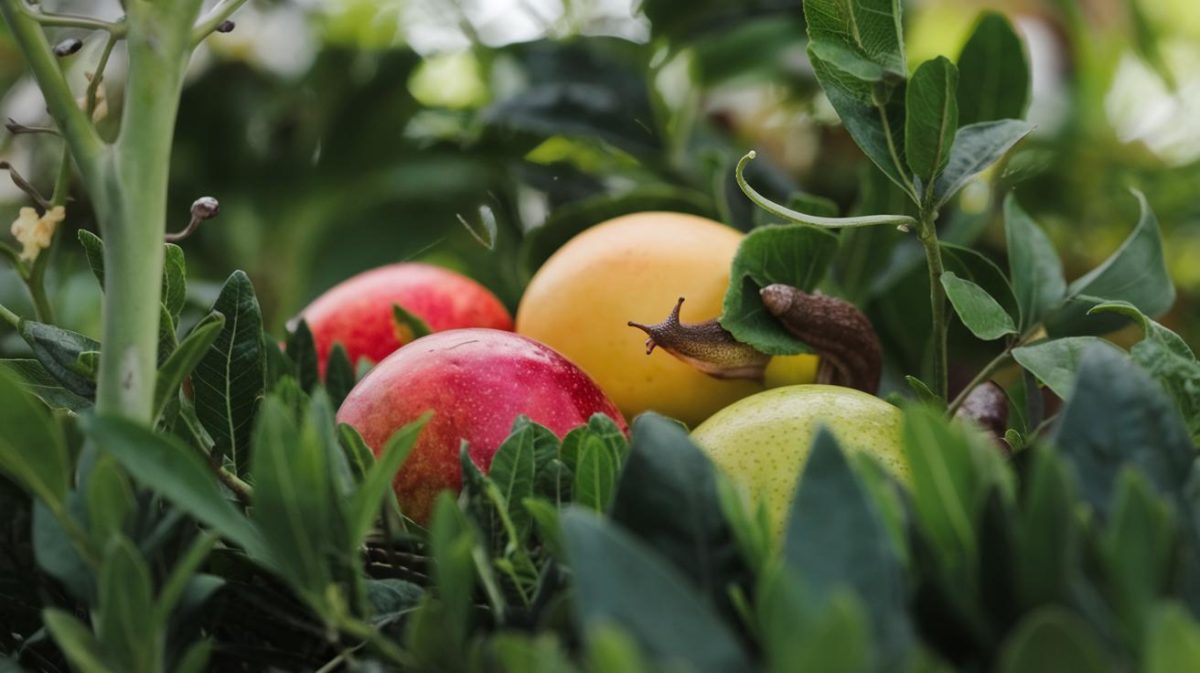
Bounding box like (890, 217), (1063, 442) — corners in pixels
(162, 244), (187, 319)
(85, 456), (134, 546)
(1144, 603), (1200, 673)
(997, 608), (1110, 673)
(941, 271), (1017, 341)
(906, 56), (958, 183)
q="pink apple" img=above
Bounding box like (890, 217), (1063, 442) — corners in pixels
(335, 328), (627, 523)
(298, 262), (513, 375)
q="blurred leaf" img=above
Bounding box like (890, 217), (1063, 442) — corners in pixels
(584, 623), (653, 673)
(757, 568), (873, 673)
(18, 320), (99, 398)
(786, 429), (911, 665)
(284, 320), (318, 393)
(85, 456), (134, 546)
(0, 359), (91, 411)
(0, 367), (71, 510)
(610, 413), (745, 603)
(996, 608), (1110, 673)
(1143, 603), (1200, 672)
(956, 12), (1030, 125)
(391, 304), (431, 342)
(906, 57), (958, 184)
(491, 633), (579, 673)
(347, 413), (426, 547)
(83, 416), (266, 559)
(1054, 344), (1194, 520)
(932, 120), (1032, 210)
(366, 578), (424, 627)
(457, 206), (498, 251)
(337, 423), (375, 484)
(325, 343), (356, 408)
(154, 312), (225, 421)
(715, 471), (773, 574)
(1005, 195), (1065, 330)
(193, 270), (265, 476)
(719, 224), (839, 354)
(97, 537), (158, 673)
(1129, 0), (1177, 91)
(42, 608), (114, 673)
(941, 272), (1017, 341)
(34, 499), (94, 601)
(1016, 448), (1080, 608)
(1044, 191), (1175, 336)
(940, 243), (1020, 323)
(1102, 469), (1176, 646)
(524, 498), (564, 558)
(574, 436), (618, 513)
(1012, 336), (1125, 401)
(561, 509), (752, 673)
(427, 493), (477, 649)
(905, 375), (943, 406)
(641, 0), (803, 41)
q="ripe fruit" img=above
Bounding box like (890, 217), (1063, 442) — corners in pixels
(335, 328), (626, 523)
(298, 262), (513, 375)
(516, 212), (817, 427)
(690, 385), (905, 539)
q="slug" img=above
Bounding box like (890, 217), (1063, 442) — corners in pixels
(627, 286), (884, 394)
(954, 381), (1010, 451)
(627, 297), (770, 381)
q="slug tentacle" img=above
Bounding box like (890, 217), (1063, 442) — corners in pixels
(627, 297), (770, 381)
(759, 284), (882, 394)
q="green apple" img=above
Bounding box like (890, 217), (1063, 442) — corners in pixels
(690, 384), (906, 540)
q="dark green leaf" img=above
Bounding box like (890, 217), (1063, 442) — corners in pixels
(932, 120), (1032, 209)
(941, 271), (1017, 341)
(78, 230), (105, 287)
(392, 304), (432, 342)
(324, 343), (356, 408)
(1044, 191), (1175, 336)
(940, 242), (1020, 324)
(34, 499), (94, 601)
(1016, 448), (1080, 608)
(285, 319), (318, 393)
(996, 608), (1110, 673)
(1053, 344), (1195, 520)
(18, 321), (99, 397)
(803, 0), (905, 76)
(0, 367), (70, 509)
(561, 508), (752, 673)
(490, 417), (555, 538)
(337, 423), (375, 484)
(42, 609), (114, 673)
(1004, 195), (1065, 330)
(347, 414), (427, 546)
(85, 456), (134, 545)
(154, 312), (225, 421)
(906, 57), (959, 183)
(1012, 337), (1126, 401)
(97, 537), (157, 673)
(83, 415), (266, 558)
(787, 429), (911, 665)
(1102, 469), (1176, 646)
(366, 578), (424, 627)
(956, 12), (1030, 125)
(905, 375), (943, 406)
(162, 244), (187, 320)
(193, 270), (265, 475)
(757, 567), (873, 673)
(0, 359), (91, 411)
(719, 224), (839, 354)
(573, 436), (618, 512)
(428, 493), (477, 647)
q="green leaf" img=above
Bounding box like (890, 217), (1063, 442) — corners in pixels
(788, 429), (911, 664)
(154, 312), (225, 421)
(719, 224), (839, 354)
(193, 270), (265, 475)
(574, 436), (618, 512)
(561, 508), (752, 673)
(33, 499), (94, 601)
(43, 609), (115, 673)
(803, 0), (905, 76)
(584, 623), (653, 673)
(757, 568), (873, 673)
(337, 423), (376, 484)
(996, 608), (1110, 673)
(491, 633), (580, 673)
(85, 456), (134, 545)
(932, 119), (1032, 209)
(905, 375), (943, 406)
(346, 414), (427, 547)
(490, 417), (555, 539)
(940, 242), (1020, 320)
(1045, 191), (1175, 336)
(1102, 469), (1176, 646)
(172, 641), (211, 673)
(940, 271), (1017, 341)
(610, 413), (745, 603)
(325, 343), (356, 408)
(162, 244), (187, 320)
(524, 498), (565, 558)
(97, 537), (158, 673)
(392, 304), (432, 342)
(1004, 195), (1065, 330)
(18, 320), (99, 397)
(1012, 336), (1125, 401)
(1144, 603), (1200, 673)
(0, 359), (91, 411)
(0, 367), (70, 510)
(1016, 448), (1080, 608)
(956, 12), (1030, 125)
(1053, 344), (1195, 520)
(78, 230), (105, 287)
(366, 578), (424, 627)
(285, 319), (318, 393)
(905, 57), (958, 183)
(83, 415), (266, 559)
(427, 493), (477, 648)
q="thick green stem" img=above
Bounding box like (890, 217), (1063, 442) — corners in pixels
(917, 208), (948, 399)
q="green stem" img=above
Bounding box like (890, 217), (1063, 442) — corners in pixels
(191, 0), (250, 45)
(0, 302), (20, 328)
(24, 146), (72, 324)
(12, 1), (123, 35)
(917, 207), (948, 399)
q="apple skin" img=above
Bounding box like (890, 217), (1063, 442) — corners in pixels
(690, 385), (906, 540)
(516, 211), (817, 427)
(335, 328), (627, 523)
(299, 262), (513, 375)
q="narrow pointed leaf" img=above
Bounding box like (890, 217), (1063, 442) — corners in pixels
(956, 12), (1030, 125)
(932, 120), (1032, 208)
(906, 56), (958, 182)
(154, 312), (225, 420)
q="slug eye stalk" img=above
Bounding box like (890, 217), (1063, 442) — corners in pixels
(628, 297), (770, 381)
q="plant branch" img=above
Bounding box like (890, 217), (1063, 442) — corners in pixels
(13, 1), (123, 35)
(191, 0), (250, 46)
(0, 302), (19, 328)
(0, 1), (106, 178)
(917, 207), (948, 399)
(210, 454), (254, 506)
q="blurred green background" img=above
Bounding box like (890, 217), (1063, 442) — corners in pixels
(2, 0), (1198, 385)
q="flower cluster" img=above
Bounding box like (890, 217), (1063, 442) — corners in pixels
(10, 205), (65, 262)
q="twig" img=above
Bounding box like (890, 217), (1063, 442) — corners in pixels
(13, 0), (124, 35)
(0, 302), (20, 328)
(191, 0), (250, 46)
(0, 160), (51, 209)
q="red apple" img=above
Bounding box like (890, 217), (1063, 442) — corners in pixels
(335, 328), (627, 523)
(298, 262), (513, 375)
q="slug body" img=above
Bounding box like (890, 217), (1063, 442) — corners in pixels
(759, 284), (882, 394)
(954, 381), (1010, 450)
(627, 297), (770, 381)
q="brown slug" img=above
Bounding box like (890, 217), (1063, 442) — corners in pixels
(953, 381), (1010, 451)
(627, 297), (771, 381)
(627, 286), (884, 394)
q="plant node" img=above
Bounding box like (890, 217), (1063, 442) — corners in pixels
(628, 297), (770, 381)
(166, 196), (221, 242)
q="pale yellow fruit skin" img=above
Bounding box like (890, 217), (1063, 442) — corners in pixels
(517, 212), (818, 426)
(691, 384), (906, 540)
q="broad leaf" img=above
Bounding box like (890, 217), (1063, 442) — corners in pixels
(956, 12), (1030, 125)
(193, 270), (265, 475)
(719, 224), (839, 354)
(906, 56), (958, 183)
(0, 358), (91, 411)
(43, 609), (114, 673)
(932, 119), (1032, 209)
(0, 367), (70, 510)
(154, 312), (225, 420)
(941, 272), (1017, 341)
(97, 537), (158, 673)
(996, 608), (1109, 673)
(1005, 195), (1065, 329)
(561, 509), (752, 673)
(490, 417), (556, 538)
(18, 320), (99, 397)
(1012, 337), (1125, 401)
(1143, 603), (1200, 673)
(573, 436), (618, 512)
